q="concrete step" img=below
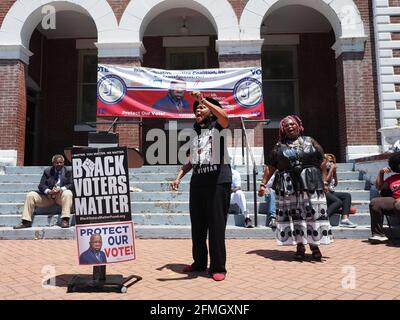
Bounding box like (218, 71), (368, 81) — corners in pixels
(4, 165), (178, 175)
(3, 163), (355, 173)
(0, 212), (372, 227)
(3, 165), (266, 175)
(0, 181), (369, 193)
(0, 224), (377, 240)
(332, 181), (366, 190)
(0, 196), (372, 215)
(0, 186), (370, 202)
(336, 171), (362, 180)
(0, 182), (190, 193)
(336, 163), (355, 171)
(0, 191), (248, 203)
(328, 190), (370, 201)
(349, 201), (370, 212)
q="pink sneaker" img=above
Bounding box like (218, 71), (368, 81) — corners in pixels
(212, 273), (226, 281)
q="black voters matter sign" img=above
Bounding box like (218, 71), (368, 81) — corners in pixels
(72, 147), (135, 265)
(72, 147), (131, 225)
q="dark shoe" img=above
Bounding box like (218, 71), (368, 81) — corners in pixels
(310, 245), (322, 261)
(60, 218), (69, 228)
(294, 244), (306, 260)
(182, 264), (206, 273)
(13, 220), (32, 229)
(244, 217), (253, 228)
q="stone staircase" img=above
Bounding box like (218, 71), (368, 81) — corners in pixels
(0, 163), (373, 240)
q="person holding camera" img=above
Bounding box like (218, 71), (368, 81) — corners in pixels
(258, 115), (331, 261)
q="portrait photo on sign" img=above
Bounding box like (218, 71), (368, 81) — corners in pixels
(76, 222), (135, 265)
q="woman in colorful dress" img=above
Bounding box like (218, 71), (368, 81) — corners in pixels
(258, 115), (332, 260)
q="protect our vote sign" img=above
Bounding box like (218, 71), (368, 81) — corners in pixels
(72, 147), (135, 265)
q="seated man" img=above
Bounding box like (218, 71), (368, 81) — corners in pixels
(368, 152), (400, 243)
(231, 167), (253, 228)
(14, 154), (73, 229)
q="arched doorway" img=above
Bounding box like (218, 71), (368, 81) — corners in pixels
(141, 8), (219, 164)
(0, 0), (118, 165)
(239, 0), (370, 161)
(25, 8), (98, 165)
(260, 4), (339, 157)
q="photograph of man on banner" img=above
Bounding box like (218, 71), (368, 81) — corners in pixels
(151, 78), (190, 113)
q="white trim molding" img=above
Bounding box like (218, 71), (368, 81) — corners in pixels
(346, 145), (381, 161)
(331, 36), (368, 58)
(240, 0), (367, 43)
(372, 0), (400, 152)
(0, 44), (32, 64)
(0, 150), (17, 166)
(119, 0), (240, 42)
(216, 39), (264, 55)
(96, 42), (147, 61)
(76, 39), (97, 50)
(0, 0), (118, 48)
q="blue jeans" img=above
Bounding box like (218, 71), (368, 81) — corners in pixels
(264, 191), (276, 218)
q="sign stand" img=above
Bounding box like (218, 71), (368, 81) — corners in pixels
(67, 146), (143, 294)
(67, 266), (142, 293)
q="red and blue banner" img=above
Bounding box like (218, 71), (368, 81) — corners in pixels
(97, 65), (264, 119)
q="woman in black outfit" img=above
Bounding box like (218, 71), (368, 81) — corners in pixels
(171, 91), (231, 281)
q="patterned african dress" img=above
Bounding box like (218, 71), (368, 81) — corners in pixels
(268, 136), (333, 246)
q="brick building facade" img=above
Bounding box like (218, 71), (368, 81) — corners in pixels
(0, 0), (388, 165)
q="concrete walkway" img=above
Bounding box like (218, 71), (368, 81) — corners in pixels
(0, 239), (399, 300)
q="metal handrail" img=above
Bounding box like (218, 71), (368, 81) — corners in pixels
(85, 118), (143, 133)
(239, 118), (271, 227)
(240, 117), (259, 227)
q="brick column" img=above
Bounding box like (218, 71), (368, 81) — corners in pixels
(96, 42), (145, 150)
(335, 50), (380, 161)
(0, 60), (27, 165)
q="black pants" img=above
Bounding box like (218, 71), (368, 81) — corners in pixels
(326, 191), (351, 217)
(189, 183), (231, 274)
(369, 197), (400, 236)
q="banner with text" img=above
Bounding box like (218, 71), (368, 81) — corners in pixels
(97, 65), (264, 119)
(76, 222), (135, 265)
(72, 147), (135, 265)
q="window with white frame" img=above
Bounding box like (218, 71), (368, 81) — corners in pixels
(77, 50), (98, 123)
(261, 46), (299, 121)
(166, 47), (207, 70)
